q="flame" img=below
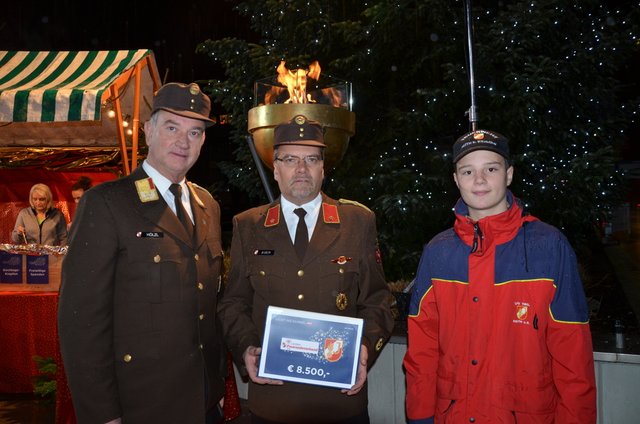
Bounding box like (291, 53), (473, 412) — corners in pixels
(263, 60), (344, 108)
(275, 60), (321, 104)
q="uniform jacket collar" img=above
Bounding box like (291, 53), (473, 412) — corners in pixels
(453, 190), (538, 254)
(130, 166), (210, 248)
(259, 193), (341, 264)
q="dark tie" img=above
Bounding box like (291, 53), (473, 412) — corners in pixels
(294, 208), (308, 261)
(169, 183), (193, 235)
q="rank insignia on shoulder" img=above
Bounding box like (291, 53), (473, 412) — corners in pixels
(375, 337), (385, 352)
(336, 293), (348, 311)
(264, 205), (280, 227)
(331, 255), (352, 265)
(322, 203), (340, 224)
(135, 178), (159, 202)
(338, 198), (372, 212)
(186, 181), (205, 207)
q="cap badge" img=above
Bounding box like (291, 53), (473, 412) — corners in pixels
(473, 132), (485, 140)
(294, 115), (306, 125)
(189, 84), (200, 95)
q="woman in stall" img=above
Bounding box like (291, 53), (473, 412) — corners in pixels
(11, 183), (68, 246)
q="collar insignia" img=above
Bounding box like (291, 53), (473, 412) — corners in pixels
(322, 203), (340, 224)
(135, 178), (159, 202)
(264, 204), (281, 227)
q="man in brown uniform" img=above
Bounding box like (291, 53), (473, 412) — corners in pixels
(219, 115), (394, 423)
(58, 83), (226, 424)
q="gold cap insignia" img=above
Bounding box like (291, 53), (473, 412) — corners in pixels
(294, 115), (306, 125)
(189, 83), (200, 95)
(375, 337), (385, 352)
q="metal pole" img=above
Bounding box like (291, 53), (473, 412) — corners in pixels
(464, 0), (479, 131)
(246, 135), (275, 203)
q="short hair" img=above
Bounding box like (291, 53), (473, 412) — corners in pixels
(29, 183), (53, 210)
(71, 176), (93, 191)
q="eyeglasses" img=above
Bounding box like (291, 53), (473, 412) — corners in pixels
(274, 155), (323, 168)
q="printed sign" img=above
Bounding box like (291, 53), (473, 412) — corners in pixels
(258, 306), (363, 389)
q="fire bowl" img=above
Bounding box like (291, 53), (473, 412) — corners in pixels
(248, 103), (355, 171)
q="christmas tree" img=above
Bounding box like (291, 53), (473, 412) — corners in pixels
(197, 0), (639, 280)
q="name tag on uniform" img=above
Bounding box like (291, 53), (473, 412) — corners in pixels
(136, 231), (163, 238)
(254, 249), (274, 255)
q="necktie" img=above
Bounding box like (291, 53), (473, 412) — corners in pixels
(169, 183), (193, 235)
(294, 208), (308, 261)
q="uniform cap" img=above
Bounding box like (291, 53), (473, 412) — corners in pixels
(151, 82), (215, 127)
(273, 115), (326, 148)
(453, 129), (510, 163)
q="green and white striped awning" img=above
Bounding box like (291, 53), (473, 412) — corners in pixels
(0, 50), (152, 123)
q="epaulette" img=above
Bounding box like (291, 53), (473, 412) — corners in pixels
(264, 204), (280, 227)
(338, 198), (371, 212)
(186, 181), (208, 207)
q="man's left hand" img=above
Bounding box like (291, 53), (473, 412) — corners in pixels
(342, 344), (368, 396)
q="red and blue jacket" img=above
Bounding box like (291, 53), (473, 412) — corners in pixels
(404, 192), (596, 423)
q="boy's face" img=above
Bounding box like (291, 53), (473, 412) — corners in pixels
(453, 149), (513, 221)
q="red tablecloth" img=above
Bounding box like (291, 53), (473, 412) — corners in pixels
(0, 291), (240, 423)
(0, 291), (59, 393)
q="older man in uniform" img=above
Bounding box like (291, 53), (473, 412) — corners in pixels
(58, 82), (226, 424)
(219, 115), (394, 423)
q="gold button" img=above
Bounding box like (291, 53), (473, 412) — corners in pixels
(199, 344), (204, 349)
(297, 294), (304, 301)
(199, 314), (205, 320)
(339, 268), (345, 274)
(297, 269), (304, 277)
(194, 253), (200, 261)
(123, 354), (132, 362)
(153, 255), (161, 263)
(259, 270), (266, 277)
(197, 282), (204, 290)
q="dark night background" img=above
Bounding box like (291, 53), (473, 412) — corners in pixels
(2, 0), (640, 351)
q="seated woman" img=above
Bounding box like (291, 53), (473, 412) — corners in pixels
(11, 183), (68, 246)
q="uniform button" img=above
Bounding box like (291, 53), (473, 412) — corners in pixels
(297, 269), (304, 277)
(199, 314), (205, 320)
(297, 294), (304, 301)
(471, 359), (478, 365)
(197, 282), (204, 290)
(123, 354), (132, 362)
(339, 268), (345, 274)
(259, 270), (266, 277)
(199, 344), (204, 350)
(194, 253), (200, 261)
(473, 296), (479, 302)
(153, 255), (161, 263)
(469, 418), (475, 423)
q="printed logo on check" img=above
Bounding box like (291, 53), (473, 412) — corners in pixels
(280, 338), (319, 354)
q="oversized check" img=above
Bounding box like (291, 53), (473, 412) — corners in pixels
(258, 306), (364, 389)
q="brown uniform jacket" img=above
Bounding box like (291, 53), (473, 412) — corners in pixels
(58, 166), (226, 424)
(219, 193), (394, 423)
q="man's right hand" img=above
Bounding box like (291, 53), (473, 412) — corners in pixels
(243, 346), (283, 385)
